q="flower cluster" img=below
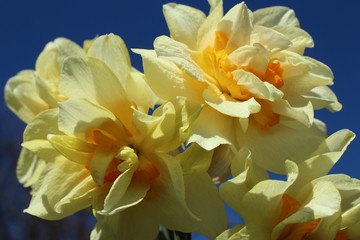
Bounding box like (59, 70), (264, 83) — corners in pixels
(4, 1), (360, 240)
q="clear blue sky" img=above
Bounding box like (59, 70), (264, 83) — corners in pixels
(0, 0), (359, 239)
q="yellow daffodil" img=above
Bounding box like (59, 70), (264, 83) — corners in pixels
(218, 129), (358, 240)
(135, 1), (341, 174)
(4, 38), (86, 187)
(21, 34), (226, 239)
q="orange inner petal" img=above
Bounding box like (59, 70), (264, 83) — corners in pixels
(334, 230), (347, 240)
(279, 193), (302, 223)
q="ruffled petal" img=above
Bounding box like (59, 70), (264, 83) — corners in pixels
(16, 148), (47, 187)
(4, 70), (48, 123)
(25, 158), (97, 220)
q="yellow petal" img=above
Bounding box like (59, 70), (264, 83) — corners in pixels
(178, 143), (213, 174)
(25, 158), (97, 220)
(16, 148), (47, 187)
(252, 25), (292, 52)
(154, 36), (207, 83)
(59, 56), (133, 131)
(58, 99), (124, 143)
(141, 153), (199, 232)
(303, 85), (342, 112)
(232, 69), (284, 101)
(227, 44), (270, 75)
(4, 70), (48, 123)
(189, 105), (237, 150)
(48, 135), (96, 165)
(86, 33), (131, 84)
(22, 108), (63, 162)
(217, 2), (252, 52)
(134, 48), (206, 103)
(132, 101), (176, 152)
(101, 166), (149, 215)
(183, 172), (227, 238)
(197, 0), (223, 49)
(252, 6), (299, 27)
(220, 154), (268, 215)
(203, 88), (261, 118)
(272, 25), (314, 55)
(91, 202), (159, 240)
(90, 148), (118, 186)
(288, 129), (355, 193)
(236, 119), (327, 174)
(278, 51), (333, 98)
(272, 181), (341, 240)
(272, 98), (314, 127)
(125, 71), (159, 110)
(163, 3), (206, 50)
(22, 139), (63, 163)
(240, 179), (291, 239)
(313, 174), (360, 228)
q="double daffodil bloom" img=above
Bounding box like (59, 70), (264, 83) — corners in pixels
(5, 38), (85, 187)
(135, 1), (341, 174)
(218, 129), (359, 240)
(21, 34), (226, 239)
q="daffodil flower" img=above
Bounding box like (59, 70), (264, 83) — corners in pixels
(4, 38), (86, 187)
(135, 1), (341, 174)
(21, 34), (226, 239)
(218, 129), (358, 240)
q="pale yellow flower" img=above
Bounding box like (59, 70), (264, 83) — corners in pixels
(218, 129), (358, 240)
(4, 38), (85, 187)
(135, 1), (341, 174)
(21, 34), (226, 239)
(10, 34), (158, 187)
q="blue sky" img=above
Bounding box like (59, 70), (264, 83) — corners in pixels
(0, 0), (359, 239)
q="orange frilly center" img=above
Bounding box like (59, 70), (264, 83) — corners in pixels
(198, 31), (284, 130)
(277, 194), (321, 240)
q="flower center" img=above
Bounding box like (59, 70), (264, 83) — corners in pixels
(107, 146), (159, 186)
(197, 31), (283, 130)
